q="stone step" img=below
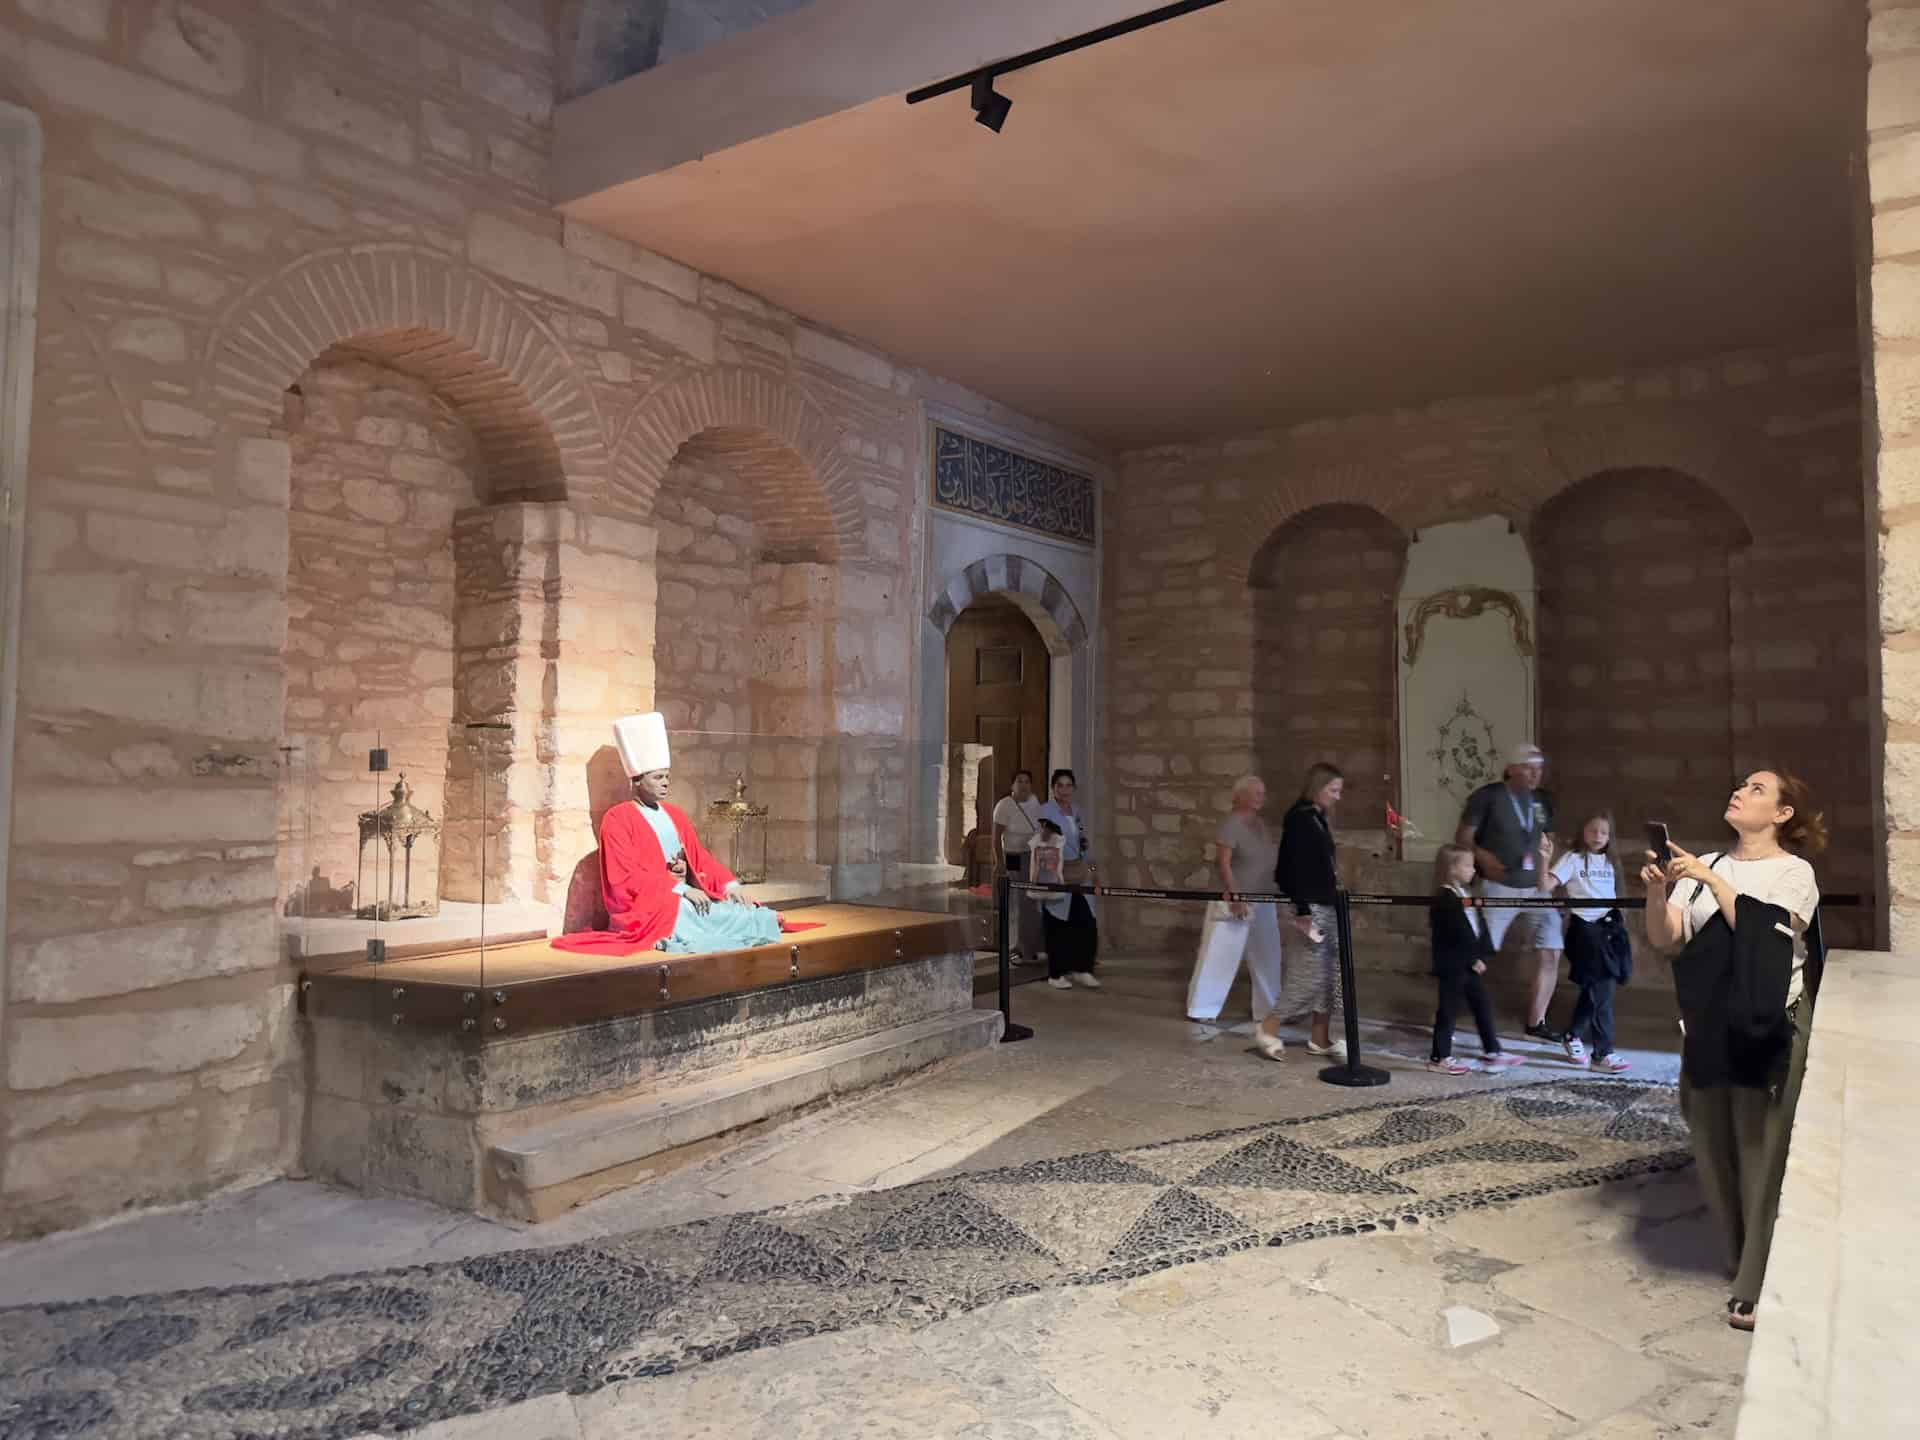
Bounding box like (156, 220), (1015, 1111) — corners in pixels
(486, 1008), (1005, 1221)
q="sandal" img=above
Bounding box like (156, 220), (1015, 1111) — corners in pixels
(1727, 1299), (1756, 1332)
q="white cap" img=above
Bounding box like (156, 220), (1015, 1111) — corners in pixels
(613, 712), (671, 777)
(1507, 742), (1545, 768)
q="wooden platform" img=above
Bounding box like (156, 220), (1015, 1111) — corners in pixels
(299, 901), (999, 1218)
(301, 904), (992, 1039)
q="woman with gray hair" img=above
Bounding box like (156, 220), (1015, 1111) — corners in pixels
(1186, 775), (1283, 1036)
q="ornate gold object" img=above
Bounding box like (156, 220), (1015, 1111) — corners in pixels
(1402, 586), (1534, 666)
(706, 773), (769, 885)
(355, 774), (443, 920)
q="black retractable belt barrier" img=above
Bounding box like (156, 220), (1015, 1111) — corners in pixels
(1322, 890), (1390, 1088)
(995, 868), (1034, 1043)
(998, 878), (1867, 1075)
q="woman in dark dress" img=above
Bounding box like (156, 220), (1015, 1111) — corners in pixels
(1267, 762), (1346, 1060)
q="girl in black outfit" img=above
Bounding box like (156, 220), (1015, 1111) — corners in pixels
(1429, 844), (1524, 1075)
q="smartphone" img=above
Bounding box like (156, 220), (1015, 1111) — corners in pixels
(1646, 821), (1672, 867)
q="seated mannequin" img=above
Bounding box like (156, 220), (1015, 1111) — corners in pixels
(553, 712), (787, 956)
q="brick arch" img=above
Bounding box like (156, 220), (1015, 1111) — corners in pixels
(926, 553), (1088, 653)
(1529, 412), (1788, 539)
(609, 369), (863, 553)
(667, 426), (841, 563)
(201, 246), (609, 504)
(1247, 500), (1408, 590)
(1223, 466), (1416, 584)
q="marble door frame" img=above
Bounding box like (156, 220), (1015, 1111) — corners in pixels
(0, 101), (43, 1062)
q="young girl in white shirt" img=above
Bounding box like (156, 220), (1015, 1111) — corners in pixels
(1546, 812), (1632, 1073)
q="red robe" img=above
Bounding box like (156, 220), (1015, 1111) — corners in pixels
(552, 800), (813, 956)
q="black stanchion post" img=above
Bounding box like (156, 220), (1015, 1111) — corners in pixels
(1318, 888), (1389, 1088)
(997, 869), (1033, 1043)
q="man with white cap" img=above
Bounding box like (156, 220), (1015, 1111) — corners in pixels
(554, 712), (783, 955)
(1455, 742), (1566, 1044)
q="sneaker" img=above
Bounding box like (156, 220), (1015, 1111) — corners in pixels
(1307, 1038), (1348, 1062)
(1254, 1031), (1286, 1061)
(1070, 971), (1102, 989)
(1563, 1035), (1589, 1065)
(1590, 1052), (1631, 1074)
(1479, 1053), (1524, 1072)
(1525, 1021), (1566, 1044)
(1427, 1057), (1473, 1075)
(1047, 976), (1073, 990)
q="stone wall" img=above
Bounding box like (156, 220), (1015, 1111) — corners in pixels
(1104, 338), (1873, 965)
(284, 357), (481, 914)
(1868, 0), (1920, 950)
(1249, 504), (1406, 830)
(1534, 469), (1750, 852)
(0, 2), (1090, 1236)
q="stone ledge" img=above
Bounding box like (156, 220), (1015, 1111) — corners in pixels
(1735, 949), (1920, 1440)
(488, 1008), (1003, 1209)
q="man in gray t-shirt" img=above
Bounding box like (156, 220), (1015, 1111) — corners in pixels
(1455, 742), (1565, 1043)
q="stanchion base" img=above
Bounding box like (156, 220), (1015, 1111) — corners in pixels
(1318, 1062), (1390, 1088)
(1001, 1021), (1035, 1043)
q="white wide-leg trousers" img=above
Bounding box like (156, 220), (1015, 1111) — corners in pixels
(1186, 901), (1283, 1022)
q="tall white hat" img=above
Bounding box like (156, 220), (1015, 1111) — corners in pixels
(613, 712), (671, 776)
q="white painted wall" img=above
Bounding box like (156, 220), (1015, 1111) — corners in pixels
(1396, 515), (1537, 859)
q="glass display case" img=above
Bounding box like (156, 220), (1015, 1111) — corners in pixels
(281, 726), (1011, 1004)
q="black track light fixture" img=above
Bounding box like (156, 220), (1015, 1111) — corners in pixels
(909, 0), (1236, 134)
(971, 74), (1012, 134)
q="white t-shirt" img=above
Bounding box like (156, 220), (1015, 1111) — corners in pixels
(1550, 851), (1618, 924)
(992, 795), (1042, 853)
(1669, 851), (1821, 1004)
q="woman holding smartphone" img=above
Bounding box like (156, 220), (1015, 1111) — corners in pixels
(1641, 771), (1824, 1333)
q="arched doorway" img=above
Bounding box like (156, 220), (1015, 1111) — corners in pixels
(945, 595), (1051, 865)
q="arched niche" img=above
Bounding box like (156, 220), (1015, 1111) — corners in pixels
(1249, 504), (1406, 844)
(1532, 466), (1751, 854)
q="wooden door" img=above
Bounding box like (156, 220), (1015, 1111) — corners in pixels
(947, 601), (1051, 824)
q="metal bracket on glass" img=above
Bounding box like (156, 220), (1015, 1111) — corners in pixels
(368, 747), (388, 773)
(365, 937), (386, 964)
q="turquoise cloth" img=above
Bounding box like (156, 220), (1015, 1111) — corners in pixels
(658, 895), (782, 953)
(633, 800), (780, 952)
(636, 802), (688, 885)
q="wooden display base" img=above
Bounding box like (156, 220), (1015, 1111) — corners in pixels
(301, 904), (992, 1038)
(300, 904), (1001, 1218)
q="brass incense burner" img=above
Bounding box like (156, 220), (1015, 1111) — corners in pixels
(705, 773), (769, 885)
(356, 774), (443, 920)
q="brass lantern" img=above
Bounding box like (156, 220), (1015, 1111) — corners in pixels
(706, 773), (769, 886)
(356, 774), (443, 920)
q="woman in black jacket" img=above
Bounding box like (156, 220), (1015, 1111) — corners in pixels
(1261, 762), (1346, 1061)
(1642, 770), (1825, 1332)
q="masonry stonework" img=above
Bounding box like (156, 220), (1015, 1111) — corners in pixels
(0, 2), (1085, 1237)
(1103, 340), (1873, 982)
(1868, 0), (1920, 951)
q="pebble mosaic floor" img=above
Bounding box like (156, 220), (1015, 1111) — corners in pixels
(0, 1079), (1691, 1440)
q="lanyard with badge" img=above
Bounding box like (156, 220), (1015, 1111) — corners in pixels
(1509, 791), (1538, 874)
